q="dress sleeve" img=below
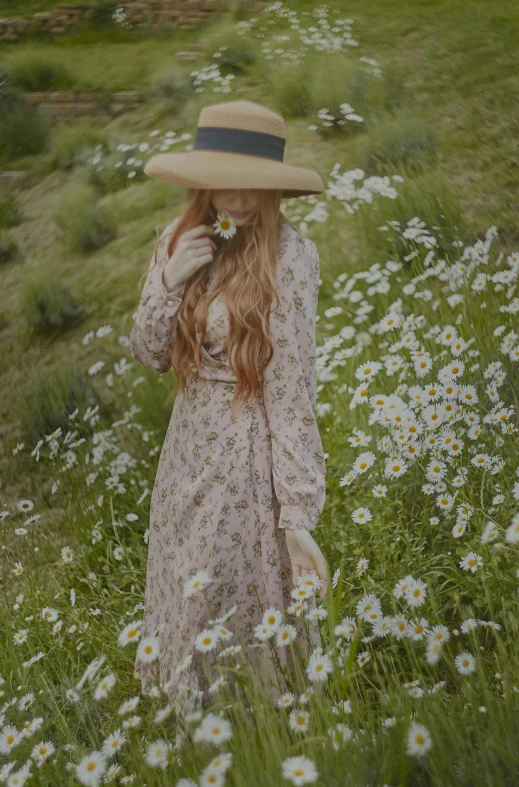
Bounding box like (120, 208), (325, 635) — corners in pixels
(129, 219), (186, 374)
(262, 227), (326, 532)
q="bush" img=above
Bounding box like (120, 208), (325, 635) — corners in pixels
(200, 23), (261, 73)
(0, 69), (49, 164)
(0, 194), (22, 229)
(0, 231), (18, 265)
(269, 52), (405, 132)
(354, 112), (438, 175)
(19, 267), (86, 334)
(85, 142), (146, 195)
(90, 0), (117, 26)
(149, 63), (194, 103)
(49, 121), (108, 170)
(7, 52), (72, 91)
(17, 365), (102, 444)
(53, 182), (117, 251)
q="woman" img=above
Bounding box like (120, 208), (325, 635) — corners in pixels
(130, 100), (329, 717)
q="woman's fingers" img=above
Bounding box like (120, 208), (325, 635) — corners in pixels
(311, 548), (328, 598)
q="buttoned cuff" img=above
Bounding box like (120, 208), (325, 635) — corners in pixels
(278, 504), (320, 531)
(152, 270), (186, 312)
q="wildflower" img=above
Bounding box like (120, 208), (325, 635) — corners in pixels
(193, 713), (233, 745)
(306, 650), (333, 682)
(277, 692), (295, 709)
(288, 708), (310, 732)
(213, 211), (237, 239)
(262, 607), (283, 633)
(357, 650), (371, 667)
(404, 578), (428, 608)
(276, 624), (297, 647)
(455, 651), (476, 675)
(352, 451), (376, 474)
(407, 721), (432, 756)
(183, 570), (212, 598)
(194, 629), (219, 653)
(460, 552), (483, 573)
(118, 621), (142, 647)
(145, 739), (169, 767)
(505, 513), (519, 544)
(76, 750), (108, 785)
(136, 635), (161, 662)
(94, 673), (116, 700)
(281, 755), (318, 785)
(351, 507), (372, 524)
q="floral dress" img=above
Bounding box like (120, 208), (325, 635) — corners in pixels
(130, 216), (326, 714)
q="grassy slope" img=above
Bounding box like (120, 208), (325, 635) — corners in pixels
(1, 0), (518, 502)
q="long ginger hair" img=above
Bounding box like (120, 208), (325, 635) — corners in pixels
(142, 187), (298, 421)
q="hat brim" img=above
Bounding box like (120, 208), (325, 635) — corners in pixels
(143, 150), (324, 199)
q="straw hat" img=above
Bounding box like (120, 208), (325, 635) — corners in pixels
(143, 99), (325, 199)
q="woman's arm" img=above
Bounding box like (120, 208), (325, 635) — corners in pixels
(130, 219), (186, 374)
(262, 227), (326, 531)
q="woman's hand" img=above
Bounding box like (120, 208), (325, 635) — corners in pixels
(284, 530), (328, 599)
(163, 224), (217, 291)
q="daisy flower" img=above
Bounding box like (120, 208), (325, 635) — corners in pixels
(193, 713), (232, 745)
(262, 607), (283, 633)
(213, 211), (236, 239)
(281, 755), (318, 785)
(118, 621), (142, 647)
(194, 629), (219, 653)
(306, 650), (333, 682)
(276, 624), (297, 647)
(404, 578), (428, 608)
(460, 552), (483, 573)
(455, 651), (476, 675)
(407, 721), (432, 756)
(76, 750), (108, 785)
(352, 451), (376, 474)
(351, 507), (372, 524)
(277, 692), (295, 709)
(136, 635), (161, 662)
(288, 708), (310, 733)
(183, 570), (212, 598)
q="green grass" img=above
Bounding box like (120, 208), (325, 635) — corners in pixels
(1, 0), (519, 782)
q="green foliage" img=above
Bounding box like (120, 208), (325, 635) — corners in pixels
(49, 120), (108, 170)
(353, 112), (438, 175)
(149, 62), (194, 104)
(17, 365), (102, 443)
(53, 182), (117, 251)
(0, 193), (22, 229)
(0, 68), (49, 164)
(199, 22), (261, 72)
(89, 0), (117, 27)
(0, 230), (18, 265)
(268, 51), (405, 132)
(19, 266), (86, 334)
(353, 166), (466, 263)
(6, 51), (73, 91)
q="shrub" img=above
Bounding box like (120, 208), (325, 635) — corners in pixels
(0, 231), (18, 265)
(354, 112), (438, 175)
(19, 267), (86, 334)
(53, 182), (117, 251)
(7, 52), (72, 91)
(269, 52), (406, 132)
(0, 68), (49, 164)
(149, 63), (194, 103)
(49, 121), (108, 170)
(0, 194), (22, 229)
(17, 365), (102, 444)
(200, 23), (261, 73)
(90, 0), (117, 26)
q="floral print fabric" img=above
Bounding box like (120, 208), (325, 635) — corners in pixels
(130, 217), (326, 713)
